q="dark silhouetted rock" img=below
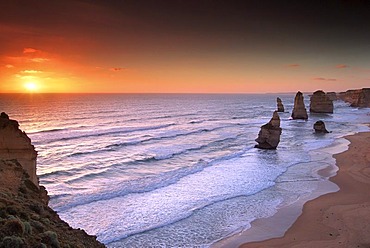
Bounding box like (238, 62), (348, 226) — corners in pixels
(277, 97), (284, 112)
(313, 120), (329, 133)
(291, 91), (308, 119)
(255, 111), (282, 149)
(310, 90), (334, 113)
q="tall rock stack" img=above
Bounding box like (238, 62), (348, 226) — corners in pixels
(310, 90), (334, 113)
(291, 91), (308, 119)
(276, 97), (285, 112)
(255, 111), (282, 149)
(0, 112), (38, 186)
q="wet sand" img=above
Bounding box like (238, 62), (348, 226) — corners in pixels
(239, 131), (370, 248)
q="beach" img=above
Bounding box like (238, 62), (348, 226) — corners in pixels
(240, 130), (370, 248)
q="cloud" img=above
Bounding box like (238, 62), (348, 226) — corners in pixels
(313, 77), (337, 81)
(30, 58), (50, 63)
(336, 64), (349, 69)
(287, 64), (300, 68)
(21, 70), (42, 74)
(23, 48), (38, 53)
(110, 67), (126, 72)
(5, 64), (14, 68)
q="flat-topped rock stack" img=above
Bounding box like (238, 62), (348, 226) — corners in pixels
(310, 90), (334, 113)
(255, 111), (282, 149)
(291, 91), (308, 119)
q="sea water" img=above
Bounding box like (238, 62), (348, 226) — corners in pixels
(1, 93), (369, 247)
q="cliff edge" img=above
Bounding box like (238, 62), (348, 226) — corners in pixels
(0, 113), (105, 248)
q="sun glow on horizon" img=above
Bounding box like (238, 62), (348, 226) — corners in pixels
(24, 82), (39, 92)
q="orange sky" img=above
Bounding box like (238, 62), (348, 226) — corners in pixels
(1, 1), (370, 94)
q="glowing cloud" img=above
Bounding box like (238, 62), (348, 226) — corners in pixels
(23, 48), (38, 53)
(336, 64), (349, 69)
(287, 64), (300, 68)
(313, 77), (337, 81)
(110, 67), (126, 72)
(30, 58), (50, 63)
(5, 64), (14, 68)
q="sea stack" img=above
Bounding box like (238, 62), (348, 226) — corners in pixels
(276, 97), (285, 112)
(310, 90), (334, 113)
(255, 111), (282, 149)
(338, 88), (370, 107)
(291, 91), (308, 119)
(0, 113), (105, 247)
(0, 112), (38, 186)
(313, 120), (329, 133)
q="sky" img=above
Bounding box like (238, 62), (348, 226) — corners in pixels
(1, 0), (370, 93)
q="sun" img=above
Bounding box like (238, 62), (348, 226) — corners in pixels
(24, 82), (39, 92)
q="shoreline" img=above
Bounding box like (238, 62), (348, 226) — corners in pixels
(234, 130), (370, 248)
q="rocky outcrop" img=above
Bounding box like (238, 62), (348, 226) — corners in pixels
(313, 120), (329, 133)
(309, 90), (334, 113)
(0, 112), (38, 186)
(338, 88), (370, 107)
(291, 91), (308, 119)
(0, 160), (105, 248)
(276, 97), (284, 112)
(255, 111), (282, 149)
(0, 113), (105, 247)
(326, 92), (338, 101)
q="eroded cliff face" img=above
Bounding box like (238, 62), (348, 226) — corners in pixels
(0, 112), (38, 186)
(0, 113), (105, 247)
(338, 88), (370, 108)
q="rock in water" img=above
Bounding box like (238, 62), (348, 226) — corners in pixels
(310, 90), (334, 113)
(291, 91), (308, 119)
(255, 111), (282, 149)
(314, 120), (329, 133)
(0, 112), (38, 186)
(276, 97), (285, 112)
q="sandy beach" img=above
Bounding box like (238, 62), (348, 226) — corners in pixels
(239, 131), (370, 248)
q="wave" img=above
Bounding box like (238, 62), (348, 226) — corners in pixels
(51, 144), (250, 212)
(41, 123), (176, 144)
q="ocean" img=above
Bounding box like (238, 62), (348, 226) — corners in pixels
(1, 93), (369, 247)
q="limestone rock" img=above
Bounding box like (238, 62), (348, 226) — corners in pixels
(291, 91), (308, 119)
(310, 90), (334, 113)
(338, 88), (370, 107)
(276, 97), (285, 112)
(255, 111), (282, 149)
(0, 112), (38, 186)
(313, 120), (329, 133)
(326, 92), (338, 101)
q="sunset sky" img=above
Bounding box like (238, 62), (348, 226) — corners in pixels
(1, 0), (370, 93)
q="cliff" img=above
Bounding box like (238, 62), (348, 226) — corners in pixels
(338, 88), (370, 108)
(0, 112), (38, 186)
(0, 113), (105, 248)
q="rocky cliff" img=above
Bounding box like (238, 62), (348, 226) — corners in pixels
(291, 91), (308, 119)
(0, 112), (38, 186)
(0, 113), (105, 248)
(255, 111), (282, 149)
(309, 90), (334, 113)
(338, 88), (370, 107)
